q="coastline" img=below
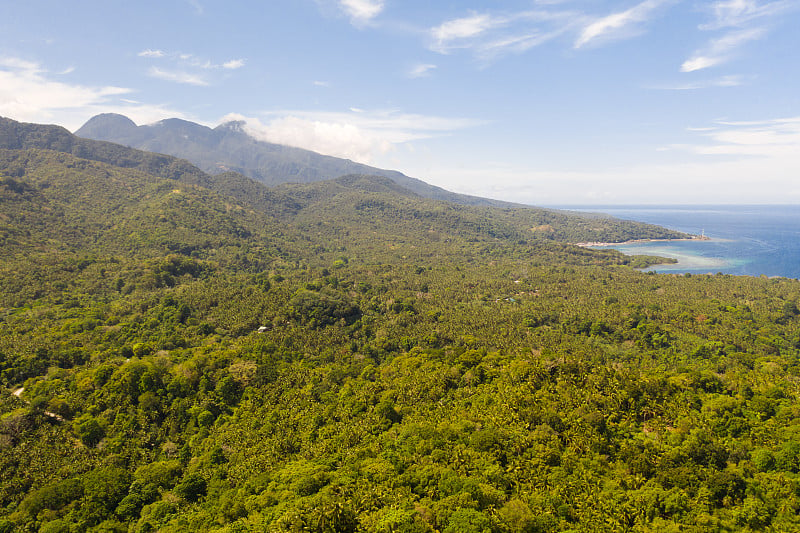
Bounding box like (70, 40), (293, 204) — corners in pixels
(581, 236), (733, 272)
(561, 205), (798, 278)
(574, 235), (710, 247)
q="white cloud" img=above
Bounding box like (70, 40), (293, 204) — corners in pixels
(429, 10), (579, 60)
(680, 27), (765, 71)
(411, 144), (800, 205)
(147, 67), (209, 86)
(550, 116), (800, 203)
(138, 50), (246, 84)
(138, 49), (166, 58)
(703, 0), (794, 29)
(240, 115), (390, 163)
(222, 59), (246, 69)
(0, 57), (41, 71)
(408, 63), (436, 78)
(0, 57), (128, 124)
(431, 14), (498, 50)
(479, 28), (570, 58)
(0, 56), (189, 130)
(574, 0), (672, 48)
(418, 1), (786, 66)
(646, 75), (745, 90)
(339, 0), (384, 24)
(680, 56), (720, 72)
(220, 109), (483, 164)
(393, 113), (800, 205)
(681, 0), (794, 72)
(690, 117), (800, 157)
(313, 80), (331, 87)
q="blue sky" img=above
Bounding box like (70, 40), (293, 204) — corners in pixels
(1, 0), (799, 204)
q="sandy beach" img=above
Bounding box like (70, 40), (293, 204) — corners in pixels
(574, 235), (709, 247)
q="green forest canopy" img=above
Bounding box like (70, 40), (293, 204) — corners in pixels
(1, 117), (799, 532)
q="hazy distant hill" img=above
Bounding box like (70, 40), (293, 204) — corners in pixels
(75, 113), (516, 207)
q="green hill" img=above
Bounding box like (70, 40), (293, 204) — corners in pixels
(0, 117), (211, 187)
(2, 117), (690, 247)
(75, 113), (523, 207)
(2, 117), (799, 533)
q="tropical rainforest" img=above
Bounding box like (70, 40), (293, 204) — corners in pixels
(1, 117), (799, 532)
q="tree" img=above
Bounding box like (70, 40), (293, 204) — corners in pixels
(74, 415), (105, 447)
(174, 473), (207, 502)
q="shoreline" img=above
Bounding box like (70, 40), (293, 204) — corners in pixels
(574, 235), (710, 247)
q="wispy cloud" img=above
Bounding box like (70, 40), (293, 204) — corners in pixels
(138, 49), (245, 84)
(434, 156), (800, 204)
(0, 57), (41, 71)
(313, 80), (331, 87)
(186, 0), (204, 15)
(481, 28), (571, 58)
(408, 63), (436, 78)
(339, 0), (385, 25)
(423, 116), (800, 204)
(574, 0), (673, 49)
(681, 0), (796, 72)
(0, 56), (188, 130)
(690, 116), (800, 157)
(681, 27), (765, 71)
(222, 59), (246, 70)
(222, 109), (484, 164)
(147, 67), (209, 86)
(429, 10), (579, 61)
(646, 74), (746, 90)
(138, 49), (166, 58)
(702, 0), (794, 29)
(431, 13), (501, 51)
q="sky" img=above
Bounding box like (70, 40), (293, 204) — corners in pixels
(1, 0), (799, 205)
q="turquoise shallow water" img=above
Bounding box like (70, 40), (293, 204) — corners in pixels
(556, 206), (800, 279)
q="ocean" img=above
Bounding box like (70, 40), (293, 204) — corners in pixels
(559, 205), (800, 279)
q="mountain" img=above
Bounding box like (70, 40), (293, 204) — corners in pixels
(2, 116), (690, 246)
(0, 116), (308, 218)
(76, 113), (517, 207)
(0, 116), (211, 187)
(0, 115), (686, 309)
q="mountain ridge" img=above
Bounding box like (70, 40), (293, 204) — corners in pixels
(0, 116), (212, 187)
(1, 115), (692, 248)
(76, 113), (519, 207)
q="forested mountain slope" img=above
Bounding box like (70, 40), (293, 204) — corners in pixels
(0, 117), (211, 187)
(275, 174), (690, 247)
(75, 113), (518, 207)
(2, 119), (799, 533)
(2, 117), (689, 247)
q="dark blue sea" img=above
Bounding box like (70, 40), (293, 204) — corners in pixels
(559, 205), (800, 279)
